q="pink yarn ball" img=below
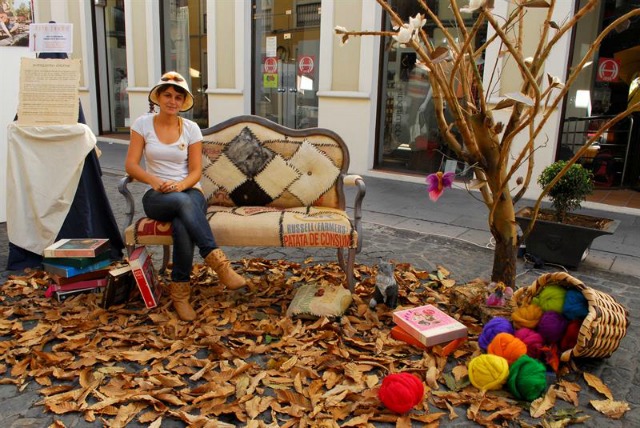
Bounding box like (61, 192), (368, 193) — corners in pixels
(536, 311), (568, 344)
(514, 328), (545, 359)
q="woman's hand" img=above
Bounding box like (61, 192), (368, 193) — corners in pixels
(159, 180), (182, 193)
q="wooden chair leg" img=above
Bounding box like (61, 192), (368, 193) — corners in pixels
(160, 245), (171, 274)
(346, 248), (356, 291)
(337, 248), (356, 291)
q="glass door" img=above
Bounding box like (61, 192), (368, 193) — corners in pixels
(94, 0), (129, 133)
(252, 0), (320, 129)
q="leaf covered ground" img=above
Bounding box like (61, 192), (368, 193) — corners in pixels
(0, 258), (629, 427)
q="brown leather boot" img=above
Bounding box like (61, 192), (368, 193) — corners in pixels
(205, 249), (246, 290)
(169, 281), (196, 321)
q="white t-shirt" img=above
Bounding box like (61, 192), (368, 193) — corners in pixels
(131, 114), (204, 189)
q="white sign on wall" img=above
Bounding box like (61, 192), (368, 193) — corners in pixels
(28, 23), (73, 53)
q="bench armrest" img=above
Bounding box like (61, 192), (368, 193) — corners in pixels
(343, 174), (366, 253)
(118, 175), (136, 241)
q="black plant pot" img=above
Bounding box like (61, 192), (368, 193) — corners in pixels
(515, 207), (620, 268)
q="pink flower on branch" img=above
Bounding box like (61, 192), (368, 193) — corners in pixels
(425, 171), (455, 201)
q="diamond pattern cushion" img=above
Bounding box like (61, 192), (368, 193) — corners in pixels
(254, 156), (301, 199)
(224, 127), (275, 176)
(205, 154), (247, 193)
(287, 140), (341, 206)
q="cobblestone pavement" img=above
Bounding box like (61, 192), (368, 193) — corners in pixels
(1, 149), (639, 427)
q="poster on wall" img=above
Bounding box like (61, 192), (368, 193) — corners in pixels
(29, 22), (72, 53)
(0, 0), (34, 47)
(17, 57), (81, 126)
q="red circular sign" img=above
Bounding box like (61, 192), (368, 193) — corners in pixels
(598, 59), (619, 82)
(298, 56), (314, 74)
(264, 57), (278, 74)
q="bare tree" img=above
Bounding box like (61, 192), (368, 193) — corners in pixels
(336, 0), (640, 287)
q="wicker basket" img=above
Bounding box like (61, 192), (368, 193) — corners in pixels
(513, 272), (629, 362)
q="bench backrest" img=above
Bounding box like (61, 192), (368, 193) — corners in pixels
(200, 115), (349, 210)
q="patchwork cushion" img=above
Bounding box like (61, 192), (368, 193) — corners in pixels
(125, 217), (172, 246)
(254, 156), (301, 199)
(201, 125), (344, 209)
(287, 140), (341, 206)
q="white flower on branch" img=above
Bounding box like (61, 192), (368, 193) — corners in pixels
(392, 24), (413, 44)
(460, 0), (487, 14)
(409, 13), (426, 30)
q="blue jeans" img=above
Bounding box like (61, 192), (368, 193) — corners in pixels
(142, 188), (217, 282)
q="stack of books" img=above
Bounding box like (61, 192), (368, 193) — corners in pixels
(43, 238), (112, 301)
(392, 304), (468, 351)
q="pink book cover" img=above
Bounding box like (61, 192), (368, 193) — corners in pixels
(392, 304), (467, 347)
(129, 246), (162, 309)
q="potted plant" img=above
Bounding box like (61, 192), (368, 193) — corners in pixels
(515, 161), (619, 268)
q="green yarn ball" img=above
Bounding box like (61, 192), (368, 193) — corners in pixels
(532, 284), (567, 313)
(507, 355), (548, 401)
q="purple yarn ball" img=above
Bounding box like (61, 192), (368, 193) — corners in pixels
(514, 328), (545, 359)
(536, 311), (568, 344)
(478, 317), (515, 350)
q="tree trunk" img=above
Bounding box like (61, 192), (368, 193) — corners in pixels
(490, 192), (518, 288)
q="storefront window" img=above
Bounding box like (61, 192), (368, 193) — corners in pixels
(162, 0), (208, 128)
(103, 0), (128, 131)
(376, 1), (485, 175)
(559, 0), (640, 188)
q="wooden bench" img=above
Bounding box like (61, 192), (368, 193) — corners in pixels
(118, 115), (366, 290)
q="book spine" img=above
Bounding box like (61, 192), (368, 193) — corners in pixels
(44, 259), (111, 278)
(132, 264), (158, 309)
(51, 278), (108, 292)
(44, 248), (101, 258)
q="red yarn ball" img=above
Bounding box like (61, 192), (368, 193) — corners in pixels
(378, 373), (424, 414)
(560, 319), (582, 351)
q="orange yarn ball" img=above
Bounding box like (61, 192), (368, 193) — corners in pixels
(487, 332), (528, 364)
(512, 304), (544, 329)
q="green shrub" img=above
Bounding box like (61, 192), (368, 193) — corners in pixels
(537, 160), (594, 222)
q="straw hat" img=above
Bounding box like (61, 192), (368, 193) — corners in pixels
(148, 71), (194, 112)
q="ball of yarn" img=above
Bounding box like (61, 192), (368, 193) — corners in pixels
(507, 355), (548, 401)
(478, 317), (515, 350)
(514, 328), (545, 359)
(487, 333), (527, 365)
(536, 311), (568, 344)
(378, 373), (424, 414)
(532, 284), (567, 313)
(560, 319), (582, 351)
(562, 289), (589, 320)
(512, 304), (544, 329)
(468, 354), (510, 391)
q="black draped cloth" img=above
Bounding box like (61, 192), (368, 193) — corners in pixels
(7, 52), (124, 270)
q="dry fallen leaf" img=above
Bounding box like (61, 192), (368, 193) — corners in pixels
(530, 387), (557, 418)
(583, 372), (613, 400)
(590, 399), (630, 419)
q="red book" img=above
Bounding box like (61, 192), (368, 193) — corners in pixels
(43, 238), (110, 258)
(49, 267), (111, 285)
(48, 278), (108, 293)
(129, 246), (162, 309)
(392, 304), (467, 347)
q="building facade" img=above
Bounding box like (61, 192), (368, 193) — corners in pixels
(2, 0), (639, 222)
